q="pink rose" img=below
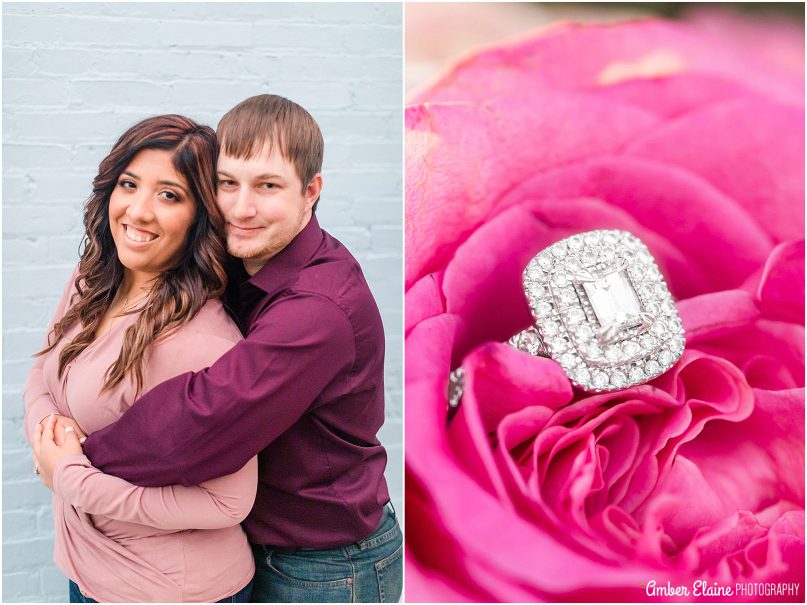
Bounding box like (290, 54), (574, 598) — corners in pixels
(405, 16), (804, 602)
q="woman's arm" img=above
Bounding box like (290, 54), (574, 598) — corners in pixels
(23, 268), (80, 443)
(24, 356), (60, 444)
(50, 304), (255, 530)
(52, 453), (258, 530)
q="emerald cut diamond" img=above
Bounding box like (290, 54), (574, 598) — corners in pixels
(581, 270), (642, 327)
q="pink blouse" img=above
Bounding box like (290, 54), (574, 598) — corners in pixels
(23, 270), (257, 602)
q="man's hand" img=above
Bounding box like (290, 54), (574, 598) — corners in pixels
(39, 414), (87, 444)
(32, 415), (84, 490)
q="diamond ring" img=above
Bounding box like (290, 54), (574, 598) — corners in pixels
(447, 230), (685, 416)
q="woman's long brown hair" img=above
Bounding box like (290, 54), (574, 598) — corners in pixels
(37, 115), (228, 396)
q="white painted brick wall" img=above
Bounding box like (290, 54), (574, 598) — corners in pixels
(2, 3), (403, 601)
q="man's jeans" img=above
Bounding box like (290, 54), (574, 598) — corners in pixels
(250, 503), (403, 603)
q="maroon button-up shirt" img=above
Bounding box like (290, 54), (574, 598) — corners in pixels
(83, 215), (390, 548)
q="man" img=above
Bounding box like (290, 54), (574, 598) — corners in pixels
(78, 95), (401, 602)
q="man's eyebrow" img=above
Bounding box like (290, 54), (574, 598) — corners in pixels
(216, 171), (285, 181)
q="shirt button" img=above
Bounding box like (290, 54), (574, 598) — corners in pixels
(346, 579), (353, 585)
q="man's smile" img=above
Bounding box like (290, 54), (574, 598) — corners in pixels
(227, 223), (263, 235)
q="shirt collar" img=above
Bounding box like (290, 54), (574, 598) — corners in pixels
(246, 213), (323, 297)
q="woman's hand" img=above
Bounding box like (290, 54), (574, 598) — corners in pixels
(32, 415), (84, 491)
(39, 413), (87, 443)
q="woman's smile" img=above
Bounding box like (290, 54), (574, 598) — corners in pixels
(123, 224), (159, 245)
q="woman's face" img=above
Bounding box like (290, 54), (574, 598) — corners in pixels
(109, 148), (197, 280)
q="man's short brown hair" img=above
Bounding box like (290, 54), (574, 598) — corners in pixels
(217, 94), (324, 207)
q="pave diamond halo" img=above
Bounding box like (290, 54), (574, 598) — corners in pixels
(519, 230), (685, 393)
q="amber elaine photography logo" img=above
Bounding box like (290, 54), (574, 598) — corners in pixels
(642, 580), (801, 598)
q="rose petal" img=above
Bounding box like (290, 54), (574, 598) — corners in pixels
(405, 94), (661, 286)
(405, 273), (446, 337)
(679, 289), (760, 342)
(640, 455), (729, 547)
(756, 240), (805, 324)
(677, 388), (805, 516)
(460, 342), (573, 429)
(688, 318), (804, 390)
(678, 507), (804, 594)
(404, 552), (482, 603)
(502, 156), (773, 295)
(405, 471), (494, 603)
(441, 205), (550, 357)
(626, 100), (805, 242)
(406, 321), (665, 596)
(447, 342), (572, 503)
(760, 511), (805, 589)
(684, 511), (768, 578)
(405, 314), (463, 479)
(686, 8), (806, 82)
(594, 73), (764, 119)
(411, 20), (803, 107)
(522, 195), (714, 295)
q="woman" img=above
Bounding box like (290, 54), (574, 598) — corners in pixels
(23, 115), (257, 603)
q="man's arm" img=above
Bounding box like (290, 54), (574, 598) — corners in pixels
(83, 293), (355, 487)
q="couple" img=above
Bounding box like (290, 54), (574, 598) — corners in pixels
(23, 95), (402, 603)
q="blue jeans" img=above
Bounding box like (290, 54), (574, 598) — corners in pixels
(250, 503), (403, 602)
(68, 579), (253, 602)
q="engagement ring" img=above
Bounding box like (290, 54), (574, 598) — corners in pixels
(448, 230), (685, 417)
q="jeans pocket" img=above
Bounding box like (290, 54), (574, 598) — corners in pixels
(375, 544), (403, 603)
(255, 551), (354, 603)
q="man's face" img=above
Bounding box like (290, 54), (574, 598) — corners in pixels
(216, 143), (321, 274)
